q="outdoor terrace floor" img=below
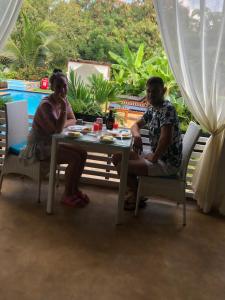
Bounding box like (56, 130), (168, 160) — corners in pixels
(0, 176), (225, 300)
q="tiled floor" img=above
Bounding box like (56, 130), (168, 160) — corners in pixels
(0, 176), (225, 300)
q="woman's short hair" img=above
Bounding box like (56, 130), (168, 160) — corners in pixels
(49, 69), (67, 91)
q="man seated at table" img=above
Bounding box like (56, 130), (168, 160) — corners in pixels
(112, 76), (182, 210)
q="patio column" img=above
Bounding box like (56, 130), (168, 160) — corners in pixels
(0, 0), (23, 50)
(153, 0), (225, 214)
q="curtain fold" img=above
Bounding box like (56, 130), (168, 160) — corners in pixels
(153, 0), (225, 214)
(0, 0), (23, 50)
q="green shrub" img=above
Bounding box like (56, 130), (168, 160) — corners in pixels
(3, 66), (50, 81)
(0, 96), (12, 110)
(67, 70), (102, 115)
(3, 70), (18, 79)
(15, 67), (50, 80)
(67, 70), (119, 116)
(88, 74), (119, 114)
(169, 95), (195, 132)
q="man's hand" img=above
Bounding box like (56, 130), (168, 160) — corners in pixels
(144, 153), (157, 163)
(131, 118), (146, 153)
(133, 135), (143, 153)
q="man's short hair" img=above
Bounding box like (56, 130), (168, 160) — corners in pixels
(146, 77), (164, 88)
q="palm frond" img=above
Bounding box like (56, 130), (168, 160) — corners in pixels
(134, 44), (144, 69)
(2, 14), (58, 70)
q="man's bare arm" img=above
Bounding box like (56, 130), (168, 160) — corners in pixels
(131, 119), (145, 137)
(131, 119), (146, 153)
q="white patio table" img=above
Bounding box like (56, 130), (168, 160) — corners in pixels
(46, 131), (132, 224)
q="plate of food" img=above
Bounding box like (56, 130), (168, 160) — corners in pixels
(99, 135), (115, 143)
(81, 127), (92, 134)
(115, 131), (132, 139)
(106, 129), (120, 137)
(65, 131), (83, 138)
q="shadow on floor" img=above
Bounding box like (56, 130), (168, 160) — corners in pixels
(0, 176), (225, 300)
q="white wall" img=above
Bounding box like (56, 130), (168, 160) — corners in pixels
(68, 61), (111, 84)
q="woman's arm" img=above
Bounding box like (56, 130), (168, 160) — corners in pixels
(64, 100), (76, 128)
(65, 110), (76, 127)
(55, 109), (67, 133)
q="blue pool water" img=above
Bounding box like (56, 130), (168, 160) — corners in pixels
(4, 89), (48, 115)
(7, 79), (27, 90)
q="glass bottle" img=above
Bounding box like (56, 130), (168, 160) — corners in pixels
(106, 110), (115, 130)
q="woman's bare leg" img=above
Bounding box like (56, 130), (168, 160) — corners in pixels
(57, 145), (87, 196)
(59, 144), (87, 194)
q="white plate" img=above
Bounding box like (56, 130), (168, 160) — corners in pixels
(109, 129), (131, 139)
(64, 132), (83, 138)
(67, 125), (84, 132)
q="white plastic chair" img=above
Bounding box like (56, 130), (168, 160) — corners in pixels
(135, 121), (201, 226)
(0, 101), (42, 202)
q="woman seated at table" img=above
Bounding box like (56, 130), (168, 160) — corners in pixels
(21, 69), (89, 207)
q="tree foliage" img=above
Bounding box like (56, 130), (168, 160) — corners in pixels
(109, 43), (177, 96)
(3, 13), (59, 73)
(4, 0), (162, 67)
(0, 0), (195, 129)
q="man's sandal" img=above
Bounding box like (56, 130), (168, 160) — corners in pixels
(124, 199), (147, 211)
(124, 192), (148, 211)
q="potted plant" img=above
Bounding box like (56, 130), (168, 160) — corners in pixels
(88, 73), (119, 115)
(67, 70), (120, 123)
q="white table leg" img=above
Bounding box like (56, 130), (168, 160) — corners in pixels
(116, 149), (129, 225)
(47, 137), (57, 214)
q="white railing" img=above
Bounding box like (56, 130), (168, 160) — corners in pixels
(0, 111), (207, 198)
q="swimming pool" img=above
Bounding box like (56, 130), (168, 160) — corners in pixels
(7, 79), (27, 90)
(3, 89), (48, 115)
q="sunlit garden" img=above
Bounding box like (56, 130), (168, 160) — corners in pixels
(0, 0), (194, 131)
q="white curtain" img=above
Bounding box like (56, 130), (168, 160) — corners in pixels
(0, 0), (23, 50)
(153, 0), (225, 214)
